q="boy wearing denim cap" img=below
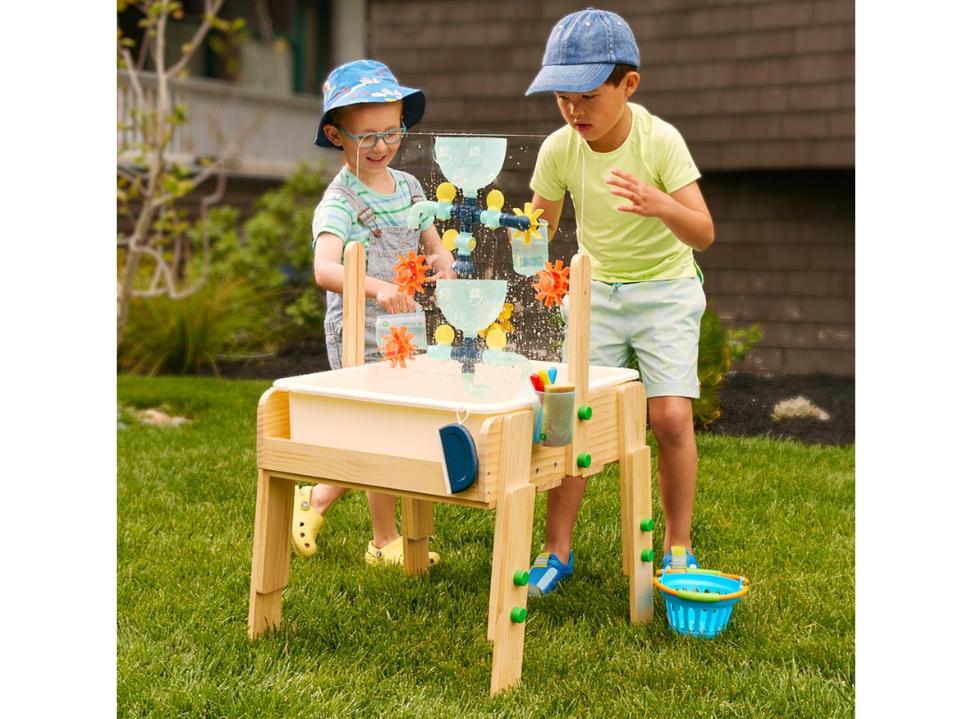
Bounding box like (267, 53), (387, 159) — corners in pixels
(292, 59), (455, 566)
(524, 9), (715, 596)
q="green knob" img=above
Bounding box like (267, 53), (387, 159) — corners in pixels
(640, 549), (655, 562)
(513, 570), (529, 586)
(540, 433), (547, 442)
(578, 405), (592, 421)
(640, 518), (655, 532)
(510, 606), (527, 623)
(577, 453), (592, 468)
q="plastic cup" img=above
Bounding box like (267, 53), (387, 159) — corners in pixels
(533, 389), (576, 446)
(510, 219), (549, 277)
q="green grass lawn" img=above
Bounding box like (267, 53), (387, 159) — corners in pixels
(118, 375), (854, 718)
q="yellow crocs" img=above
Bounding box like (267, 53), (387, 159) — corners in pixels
(365, 536), (440, 567)
(291, 485), (325, 558)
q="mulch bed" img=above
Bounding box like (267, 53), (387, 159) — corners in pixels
(706, 372), (854, 446)
(210, 347), (854, 447)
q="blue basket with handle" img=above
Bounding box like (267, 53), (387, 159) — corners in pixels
(653, 568), (750, 639)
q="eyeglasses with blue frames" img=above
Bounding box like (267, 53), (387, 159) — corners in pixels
(335, 123), (407, 149)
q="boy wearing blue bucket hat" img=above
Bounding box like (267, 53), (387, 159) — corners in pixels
(523, 9), (716, 596)
(292, 59), (454, 566)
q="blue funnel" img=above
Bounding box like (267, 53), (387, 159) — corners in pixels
(435, 279), (507, 337)
(433, 137), (507, 196)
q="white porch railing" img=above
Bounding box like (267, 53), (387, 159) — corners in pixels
(117, 71), (335, 178)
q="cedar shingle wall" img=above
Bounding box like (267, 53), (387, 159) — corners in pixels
(369, 0), (855, 375)
(371, 0), (854, 169)
(698, 169), (853, 375)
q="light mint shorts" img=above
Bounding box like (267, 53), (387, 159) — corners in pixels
(563, 277), (706, 398)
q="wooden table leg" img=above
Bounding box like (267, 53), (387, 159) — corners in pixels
(623, 446), (654, 623)
(485, 410), (535, 696)
(620, 466), (632, 577)
(488, 484), (536, 696)
(400, 497), (434, 575)
(617, 381), (652, 619)
(248, 469), (295, 638)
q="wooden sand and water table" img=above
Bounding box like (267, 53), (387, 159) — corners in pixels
(247, 240), (655, 695)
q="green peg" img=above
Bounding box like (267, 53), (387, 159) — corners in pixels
(640, 549), (655, 562)
(577, 405), (592, 421)
(510, 606), (527, 623)
(513, 570), (529, 586)
(640, 518), (655, 532)
(576, 453), (591, 468)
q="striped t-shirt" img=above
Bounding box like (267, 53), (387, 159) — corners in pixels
(311, 167), (432, 253)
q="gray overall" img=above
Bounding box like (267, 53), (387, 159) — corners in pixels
(323, 170), (426, 370)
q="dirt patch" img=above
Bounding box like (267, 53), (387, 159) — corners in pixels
(207, 346), (854, 446)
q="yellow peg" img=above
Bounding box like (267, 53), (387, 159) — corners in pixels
(435, 324), (455, 346)
(442, 228), (459, 251)
(436, 182), (457, 203)
(486, 188), (505, 212)
(537, 370), (550, 387)
(485, 327), (507, 350)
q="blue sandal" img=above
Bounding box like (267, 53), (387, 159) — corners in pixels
(527, 551), (574, 597)
(661, 546), (698, 571)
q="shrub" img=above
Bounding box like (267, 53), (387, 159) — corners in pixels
(215, 162), (329, 347)
(694, 309), (763, 428)
(118, 278), (267, 375)
(118, 164), (329, 374)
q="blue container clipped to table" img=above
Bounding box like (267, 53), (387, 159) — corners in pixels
(653, 564), (750, 639)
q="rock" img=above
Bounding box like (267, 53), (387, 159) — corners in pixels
(134, 408), (191, 427)
(771, 396), (831, 422)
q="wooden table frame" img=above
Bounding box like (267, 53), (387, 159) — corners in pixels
(247, 243), (654, 695)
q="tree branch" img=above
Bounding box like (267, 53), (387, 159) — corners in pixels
(168, 0), (227, 78)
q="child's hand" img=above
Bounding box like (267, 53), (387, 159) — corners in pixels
(424, 252), (457, 281)
(376, 283), (416, 314)
(606, 168), (674, 219)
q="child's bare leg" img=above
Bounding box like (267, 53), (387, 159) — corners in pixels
(366, 492), (400, 548)
(648, 396), (698, 554)
(542, 475), (588, 563)
(309, 484), (349, 514)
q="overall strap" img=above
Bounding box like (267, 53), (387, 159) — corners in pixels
(324, 181), (382, 238)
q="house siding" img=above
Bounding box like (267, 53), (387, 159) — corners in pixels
(370, 0), (855, 375)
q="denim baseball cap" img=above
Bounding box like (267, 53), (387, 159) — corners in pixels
(526, 8), (640, 95)
(314, 59), (426, 148)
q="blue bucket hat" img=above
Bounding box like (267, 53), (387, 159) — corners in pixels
(526, 8), (640, 95)
(314, 59), (426, 148)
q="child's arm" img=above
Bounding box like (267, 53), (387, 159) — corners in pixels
(313, 232), (416, 314)
(605, 169), (715, 251)
(418, 226), (456, 281)
(531, 193), (566, 241)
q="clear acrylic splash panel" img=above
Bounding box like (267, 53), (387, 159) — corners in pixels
(394, 131), (572, 363)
